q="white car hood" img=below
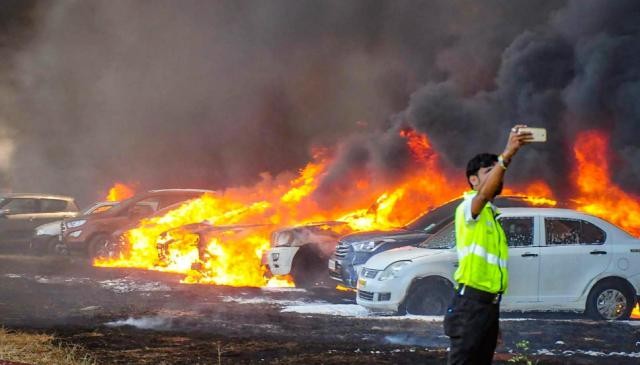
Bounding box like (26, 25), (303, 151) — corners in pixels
(364, 246), (445, 270)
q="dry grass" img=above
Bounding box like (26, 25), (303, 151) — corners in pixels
(0, 328), (95, 365)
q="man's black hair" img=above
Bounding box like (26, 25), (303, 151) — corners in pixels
(466, 153), (498, 188)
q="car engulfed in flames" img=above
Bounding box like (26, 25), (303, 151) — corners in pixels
(94, 128), (640, 311)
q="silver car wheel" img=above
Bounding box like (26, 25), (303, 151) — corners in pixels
(596, 289), (627, 320)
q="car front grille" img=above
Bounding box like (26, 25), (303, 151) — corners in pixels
(334, 241), (350, 258)
(329, 270), (343, 281)
(358, 290), (374, 301)
(361, 268), (379, 279)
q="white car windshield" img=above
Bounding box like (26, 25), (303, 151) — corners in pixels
(419, 222), (455, 249)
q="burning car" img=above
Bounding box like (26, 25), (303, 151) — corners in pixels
(0, 193), (79, 251)
(30, 201), (117, 255)
(265, 221), (353, 287)
(156, 222), (272, 270)
(357, 207), (640, 320)
(329, 195), (555, 288)
(61, 189), (213, 258)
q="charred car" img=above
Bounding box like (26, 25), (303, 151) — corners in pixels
(265, 221), (353, 287)
(329, 196), (560, 288)
(155, 222), (271, 271)
(0, 193), (78, 251)
(61, 189), (213, 258)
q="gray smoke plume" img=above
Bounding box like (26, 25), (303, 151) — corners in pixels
(318, 0), (640, 202)
(3, 0), (636, 207)
(402, 0), (640, 198)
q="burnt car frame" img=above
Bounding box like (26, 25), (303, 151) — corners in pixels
(265, 221), (353, 287)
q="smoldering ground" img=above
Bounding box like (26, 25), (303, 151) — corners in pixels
(1, 254), (639, 364)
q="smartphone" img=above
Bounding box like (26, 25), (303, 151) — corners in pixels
(517, 127), (547, 142)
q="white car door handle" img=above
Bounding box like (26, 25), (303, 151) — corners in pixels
(521, 252), (538, 257)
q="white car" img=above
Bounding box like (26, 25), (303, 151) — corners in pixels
(357, 208), (640, 320)
(265, 221), (352, 287)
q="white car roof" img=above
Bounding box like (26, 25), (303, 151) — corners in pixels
(500, 207), (581, 215)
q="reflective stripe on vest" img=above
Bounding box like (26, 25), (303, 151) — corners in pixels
(454, 190), (509, 294)
(458, 242), (508, 268)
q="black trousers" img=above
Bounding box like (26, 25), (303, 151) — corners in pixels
(443, 293), (500, 365)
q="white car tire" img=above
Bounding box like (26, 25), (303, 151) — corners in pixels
(403, 277), (454, 315)
(585, 279), (635, 320)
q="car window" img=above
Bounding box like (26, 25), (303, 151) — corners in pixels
(545, 218), (606, 245)
(159, 194), (200, 209)
(89, 205), (114, 214)
(130, 203), (155, 217)
(66, 200), (79, 211)
(82, 202), (116, 215)
(135, 198), (160, 211)
(419, 222), (455, 249)
(405, 199), (460, 233)
(579, 220), (606, 244)
(2, 198), (39, 214)
(499, 217), (534, 247)
(40, 199), (69, 213)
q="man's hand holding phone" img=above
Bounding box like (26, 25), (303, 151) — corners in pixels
(501, 124), (537, 164)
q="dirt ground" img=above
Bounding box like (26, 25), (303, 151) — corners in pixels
(0, 254), (638, 364)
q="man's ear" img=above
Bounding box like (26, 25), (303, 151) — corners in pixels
(468, 175), (479, 188)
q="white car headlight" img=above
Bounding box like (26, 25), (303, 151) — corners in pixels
(378, 260), (411, 281)
(353, 241), (383, 252)
(66, 219), (87, 229)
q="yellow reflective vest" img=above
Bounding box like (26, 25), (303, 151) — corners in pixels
(454, 190), (509, 294)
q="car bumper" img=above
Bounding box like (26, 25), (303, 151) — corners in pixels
(356, 275), (407, 313)
(266, 247), (299, 275)
(328, 258), (362, 288)
(29, 234), (56, 252)
(328, 252), (374, 288)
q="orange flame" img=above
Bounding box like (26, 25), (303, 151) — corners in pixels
(336, 284), (356, 293)
(504, 180), (558, 206)
(632, 303), (640, 319)
(105, 183), (135, 202)
(572, 131), (640, 237)
(94, 130), (563, 288)
(266, 275), (296, 288)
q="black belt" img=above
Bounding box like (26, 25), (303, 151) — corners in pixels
(457, 284), (502, 304)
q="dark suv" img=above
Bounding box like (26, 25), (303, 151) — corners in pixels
(0, 194), (78, 250)
(328, 196), (559, 288)
(61, 189), (213, 258)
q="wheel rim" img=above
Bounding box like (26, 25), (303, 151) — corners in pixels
(94, 238), (112, 259)
(596, 289), (627, 320)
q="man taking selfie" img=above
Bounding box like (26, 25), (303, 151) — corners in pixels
(444, 125), (533, 364)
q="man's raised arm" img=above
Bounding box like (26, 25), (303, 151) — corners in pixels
(470, 125), (532, 218)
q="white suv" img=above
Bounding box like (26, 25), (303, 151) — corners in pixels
(357, 208), (640, 320)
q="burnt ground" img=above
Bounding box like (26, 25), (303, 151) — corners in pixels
(0, 254), (639, 364)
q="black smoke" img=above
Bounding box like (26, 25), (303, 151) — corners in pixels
(2, 1), (637, 206)
(402, 0), (640, 198)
